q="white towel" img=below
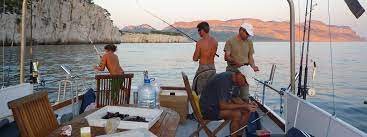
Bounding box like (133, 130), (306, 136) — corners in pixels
(239, 66), (255, 85)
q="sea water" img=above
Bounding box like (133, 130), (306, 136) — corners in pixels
(0, 42), (367, 132)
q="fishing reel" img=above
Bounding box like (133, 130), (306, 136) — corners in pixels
(29, 60), (44, 85)
(308, 87), (316, 97)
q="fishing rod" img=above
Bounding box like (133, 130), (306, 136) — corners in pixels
(303, 0), (315, 100)
(225, 111), (270, 137)
(91, 40), (102, 59)
(297, 0), (310, 97)
(135, 0), (219, 57)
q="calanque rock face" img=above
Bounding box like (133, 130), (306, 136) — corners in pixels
(121, 32), (190, 43)
(166, 19), (365, 42)
(0, 0), (122, 45)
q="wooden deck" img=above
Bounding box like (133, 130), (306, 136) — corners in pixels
(48, 105), (180, 137)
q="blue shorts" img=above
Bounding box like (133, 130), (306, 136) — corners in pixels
(201, 107), (221, 120)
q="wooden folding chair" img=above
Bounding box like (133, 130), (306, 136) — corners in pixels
(8, 91), (59, 137)
(182, 72), (230, 137)
(95, 74), (134, 108)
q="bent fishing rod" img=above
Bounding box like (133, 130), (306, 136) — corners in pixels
(297, 0), (310, 97)
(303, 0), (315, 100)
(136, 0), (219, 57)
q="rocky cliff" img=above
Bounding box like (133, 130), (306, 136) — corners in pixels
(121, 24), (157, 33)
(0, 0), (122, 45)
(121, 32), (189, 43)
(164, 18), (365, 42)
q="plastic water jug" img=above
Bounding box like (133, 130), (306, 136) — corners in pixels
(137, 71), (157, 108)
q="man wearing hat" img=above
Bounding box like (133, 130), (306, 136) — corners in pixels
(224, 23), (259, 101)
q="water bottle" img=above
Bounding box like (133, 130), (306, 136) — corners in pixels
(151, 79), (161, 107)
(137, 71), (157, 108)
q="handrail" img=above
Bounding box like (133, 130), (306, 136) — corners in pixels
(95, 73), (134, 79)
(51, 86), (186, 112)
(52, 94), (84, 111)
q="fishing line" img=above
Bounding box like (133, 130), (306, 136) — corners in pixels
(136, 0), (219, 57)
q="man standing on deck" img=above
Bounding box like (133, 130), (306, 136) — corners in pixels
(224, 23), (259, 101)
(192, 21), (218, 95)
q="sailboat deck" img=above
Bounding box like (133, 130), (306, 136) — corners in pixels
(176, 108), (285, 137)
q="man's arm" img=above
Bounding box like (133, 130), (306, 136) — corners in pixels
(231, 97), (258, 112)
(219, 100), (247, 110)
(95, 55), (107, 71)
(231, 97), (247, 104)
(248, 42), (259, 71)
(193, 43), (200, 61)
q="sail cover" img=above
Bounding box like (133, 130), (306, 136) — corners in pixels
(344, 0), (365, 19)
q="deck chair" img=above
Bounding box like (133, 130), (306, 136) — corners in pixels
(8, 91), (59, 137)
(182, 72), (230, 137)
(95, 74), (134, 108)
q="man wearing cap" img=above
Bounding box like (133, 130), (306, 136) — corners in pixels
(224, 23), (259, 101)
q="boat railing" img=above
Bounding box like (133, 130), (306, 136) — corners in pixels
(252, 64), (300, 116)
(254, 70), (300, 117)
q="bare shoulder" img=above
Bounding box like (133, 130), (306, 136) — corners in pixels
(197, 38), (205, 44)
(196, 39), (205, 47)
(102, 54), (109, 59)
(210, 37), (218, 46)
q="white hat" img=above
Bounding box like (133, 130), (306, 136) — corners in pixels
(240, 23), (254, 36)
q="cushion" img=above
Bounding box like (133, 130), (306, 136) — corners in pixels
(192, 91), (202, 117)
(0, 121), (20, 137)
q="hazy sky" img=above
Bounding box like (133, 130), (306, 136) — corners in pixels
(94, 0), (367, 38)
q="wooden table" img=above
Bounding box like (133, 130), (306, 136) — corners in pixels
(48, 106), (180, 137)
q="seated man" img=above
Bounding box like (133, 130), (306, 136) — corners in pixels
(200, 72), (258, 137)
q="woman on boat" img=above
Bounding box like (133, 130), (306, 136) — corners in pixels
(94, 44), (124, 75)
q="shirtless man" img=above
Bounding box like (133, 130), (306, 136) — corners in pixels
(95, 44), (124, 75)
(192, 21), (218, 95)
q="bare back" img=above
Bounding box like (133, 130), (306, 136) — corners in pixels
(101, 53), (124, 75)
(194, 36), (218, 65)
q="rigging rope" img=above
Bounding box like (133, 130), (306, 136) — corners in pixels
(1, 0), (6, 88)
(326, 0), (336, 136)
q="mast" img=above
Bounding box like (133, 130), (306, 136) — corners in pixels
(287, 0), (296, 94)
(20, 0), (27, 84)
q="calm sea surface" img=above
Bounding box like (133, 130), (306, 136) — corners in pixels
(1, 42), (367, 132)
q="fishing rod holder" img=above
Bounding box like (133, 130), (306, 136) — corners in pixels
(55, 65), (86, 116)
(255, 64), (279, 105)
(253, 64), (287, 115)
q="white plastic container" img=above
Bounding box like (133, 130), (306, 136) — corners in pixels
(85, 106), (163, 129)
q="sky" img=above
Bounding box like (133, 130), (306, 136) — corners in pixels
(94, 0), (367, 38)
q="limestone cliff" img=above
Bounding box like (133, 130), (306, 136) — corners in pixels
(0, 0), (122, 45)
(166, 18), (365, 42)
(121, 32), (189, 43)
